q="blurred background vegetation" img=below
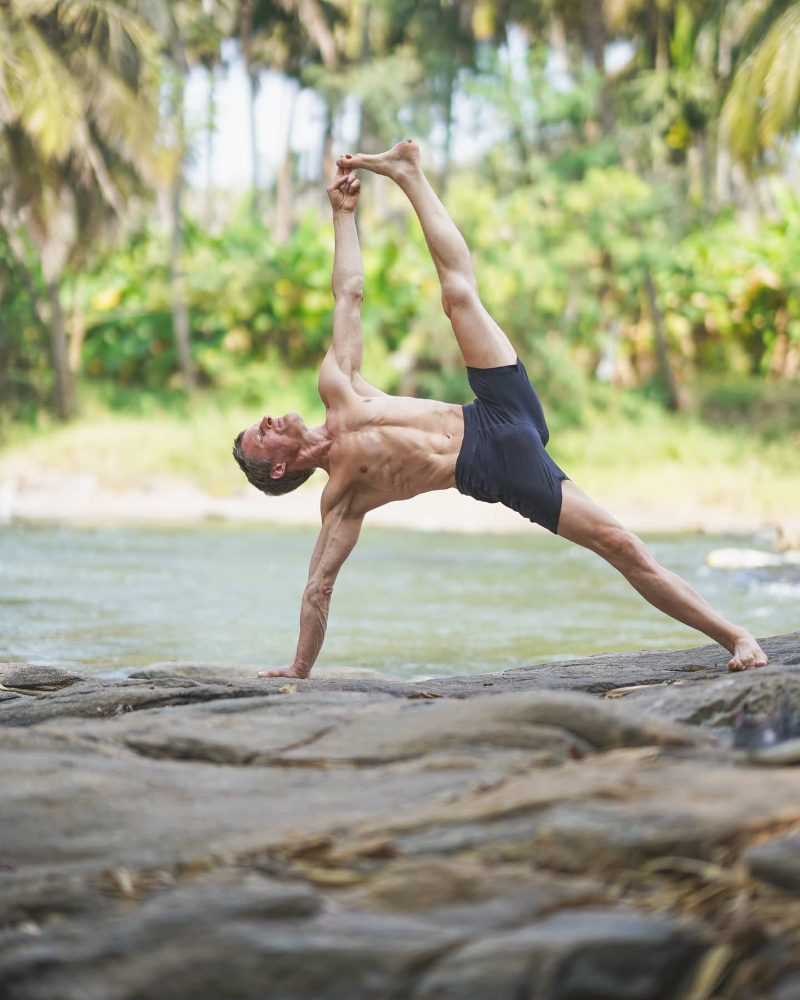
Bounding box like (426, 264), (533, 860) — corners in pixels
(1, 0), (800, 495)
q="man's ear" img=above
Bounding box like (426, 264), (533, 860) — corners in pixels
(269, 462), (286, 480)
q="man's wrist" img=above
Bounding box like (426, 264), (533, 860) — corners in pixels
(333, 208), (355, 220)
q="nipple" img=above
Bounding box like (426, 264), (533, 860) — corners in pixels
(359, 466), (368, 474)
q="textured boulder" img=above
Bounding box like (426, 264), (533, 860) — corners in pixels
(2, 634), (800, 999)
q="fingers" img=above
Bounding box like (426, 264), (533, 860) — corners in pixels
(329, 169), (360, 197)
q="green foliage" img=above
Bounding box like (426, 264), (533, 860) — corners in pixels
(69, 170), (800, 437)
(0, 235), (50, 425)
(6, 0), (800, 436)
(663, 183), (800, 376)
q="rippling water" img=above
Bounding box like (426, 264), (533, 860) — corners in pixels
(0, 523), (796, 677)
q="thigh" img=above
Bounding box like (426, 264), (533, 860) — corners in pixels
(466, 362), (550, 445)
(448, 292), (517, 369)
(556, 480), (626, 552)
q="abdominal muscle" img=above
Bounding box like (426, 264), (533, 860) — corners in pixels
(326, 394), (465, 513)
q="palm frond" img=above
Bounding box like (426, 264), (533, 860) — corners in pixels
(724, 1), (800, 161)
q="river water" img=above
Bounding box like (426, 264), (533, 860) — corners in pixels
(1, 523), (797, 678)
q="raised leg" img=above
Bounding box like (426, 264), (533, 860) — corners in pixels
(338, 141), (516, 369)
(557, 481), (768, 671)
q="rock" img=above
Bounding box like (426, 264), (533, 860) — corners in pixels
(281, 690), (707, 766)
(744, 833), (800, 893)
(0, 663), (83, 691)
(494, 631), (800, 694)
(2, 633), (800, 998)
(0, 881), (463, 1000)
(339, 859), (605, 932)
(0, 677), (276, 727)
(771, 970), (800, 1000)
(129, 662), (399, 683)
(623, 665), (800, 729)
(413, 909), (704, 1000)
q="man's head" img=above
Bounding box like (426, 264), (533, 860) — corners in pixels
(232, 413), (315, 496)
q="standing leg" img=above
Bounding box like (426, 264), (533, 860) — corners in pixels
(338, 140), (517, 370)
(557, 480), (768, 671)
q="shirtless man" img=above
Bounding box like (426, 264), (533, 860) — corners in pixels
(232, 140), (768, 679)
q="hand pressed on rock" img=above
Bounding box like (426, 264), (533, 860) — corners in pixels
(257, 666), (309, 679)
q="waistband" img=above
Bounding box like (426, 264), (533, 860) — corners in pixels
(455, 402), (478, 494)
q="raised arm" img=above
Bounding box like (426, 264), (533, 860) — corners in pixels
(319, 168), (364, 398)
(258, 504), (363, 679)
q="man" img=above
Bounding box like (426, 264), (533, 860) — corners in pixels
(233, 140), (768, 679)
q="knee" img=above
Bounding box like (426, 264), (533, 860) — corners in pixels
(597, 528), (652, 573)
(441, 274), (478, 318)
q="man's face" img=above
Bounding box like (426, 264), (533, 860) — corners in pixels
(240, 413), (306, 477)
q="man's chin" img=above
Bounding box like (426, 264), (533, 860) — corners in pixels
(286, 413), (305, 432)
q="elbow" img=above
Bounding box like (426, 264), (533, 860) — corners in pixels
(306, 577), (334, 605)
(334, 278), (363, 304)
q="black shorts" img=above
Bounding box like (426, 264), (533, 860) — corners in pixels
(455, 359), (568, 534)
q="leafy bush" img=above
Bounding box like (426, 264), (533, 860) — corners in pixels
(70, 173), (800, 432)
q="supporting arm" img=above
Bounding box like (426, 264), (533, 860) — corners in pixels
(258, 506), (364, 679)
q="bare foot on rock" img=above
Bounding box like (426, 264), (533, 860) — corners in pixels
(337, 139), (420, 181)
(728, 633), (768, 671)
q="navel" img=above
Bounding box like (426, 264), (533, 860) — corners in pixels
(359, 466), (369, 474)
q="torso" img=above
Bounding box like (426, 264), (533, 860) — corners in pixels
(322, 388), (464, 518)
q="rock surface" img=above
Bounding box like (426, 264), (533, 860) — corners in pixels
(1, 631), (800, 999)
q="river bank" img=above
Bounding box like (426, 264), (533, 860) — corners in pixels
(2, 464), (800, 540)
(2, 392), (799, 538)
(2, 632), (800, 998)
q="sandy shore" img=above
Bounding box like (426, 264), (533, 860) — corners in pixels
(1, 464), (798, 539)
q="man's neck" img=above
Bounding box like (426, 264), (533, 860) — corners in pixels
(293, 423), (334, 474)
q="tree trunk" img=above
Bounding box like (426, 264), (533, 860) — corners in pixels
(321, 101), (335, 185)
(275, 153), (295, 245)
(0, 216), (73, 419)
(168, 67), (195, 394)
(643, 268), (684, 411)
(248, 69), (261, 220)
(584, 0), (614, 135)
(715, 23), (733, 207)
(240, 0), (261, 221)
(68, 281), (85, 375)
(275, 84), (299, 243)
(656, 10), (670, 71)
(47, 279), (73, 420)
(437, 68), (456, 193)
(205, 66), (216, 228)
(169, 169), (195, 394)
(716, 120), (732, 206)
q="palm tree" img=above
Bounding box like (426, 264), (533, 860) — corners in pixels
(723, 1), (800, 163)
(0, 0), (162, 419)
(237, 0), (339, 221)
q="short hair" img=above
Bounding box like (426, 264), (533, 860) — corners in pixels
(232, 430), (315, 497)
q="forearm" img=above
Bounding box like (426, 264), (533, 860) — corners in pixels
(332, 212), (363, 301)
(291, 584), (332, 677)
